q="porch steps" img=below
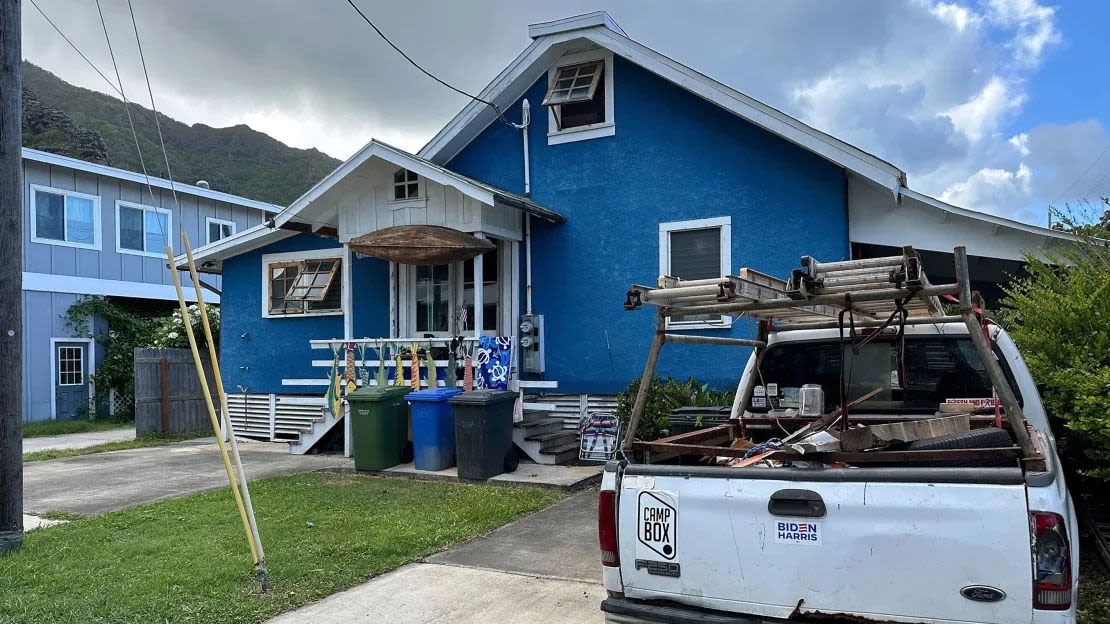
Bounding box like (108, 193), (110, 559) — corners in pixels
(287, 404), (343, 455)
(513, 413), (580, 465)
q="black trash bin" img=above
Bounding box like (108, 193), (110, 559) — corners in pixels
(669, 406), (732, 436)
(449, 390), (519, 480)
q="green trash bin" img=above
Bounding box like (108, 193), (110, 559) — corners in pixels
(347, 386), (411, 471)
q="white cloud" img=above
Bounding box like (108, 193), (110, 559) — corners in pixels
(944, 77), (1025, 142)
(941, 163), (1032, 214)
(19, 0), (1082, 223)
(985, 0), (1061, 66)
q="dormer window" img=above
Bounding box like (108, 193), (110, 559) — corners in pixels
(545, 53), (615, 145)
(393, 168), (419, 200)
(544, 61), (604, 129)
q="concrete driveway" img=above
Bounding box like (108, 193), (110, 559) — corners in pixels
(268, 490), (604, 623)
(22, 427), (136, 454)
(24, 437), (350, 516)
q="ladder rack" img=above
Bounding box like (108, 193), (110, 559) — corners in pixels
(619, 245), (1043, 467)
(624, 245), (948, 324)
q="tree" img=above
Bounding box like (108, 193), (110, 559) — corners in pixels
(1000, 217), (1110, 480)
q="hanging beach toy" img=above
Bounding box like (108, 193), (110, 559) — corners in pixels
(464, 353), (474, 391)
(410, 344), (420, 391)
(394, 348), (405, 386)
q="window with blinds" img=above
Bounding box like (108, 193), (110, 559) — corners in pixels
(660, 218), (731, 328)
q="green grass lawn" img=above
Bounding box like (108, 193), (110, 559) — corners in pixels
(22, 433), (205, 462)
(21, 419), (132, 438)
(0, 472), (562, 623)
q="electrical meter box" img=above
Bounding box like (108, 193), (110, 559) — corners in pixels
(519, 314), (545, 374)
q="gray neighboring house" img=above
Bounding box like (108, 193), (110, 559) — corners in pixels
(19, 147), (281, 422)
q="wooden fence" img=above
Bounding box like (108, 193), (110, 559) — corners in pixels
(134, 348), (217, 437)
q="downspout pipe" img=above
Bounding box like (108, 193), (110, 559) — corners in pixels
(516, 99), (535, 315)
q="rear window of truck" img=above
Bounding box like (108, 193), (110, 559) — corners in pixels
(751, 336), (1022, 414)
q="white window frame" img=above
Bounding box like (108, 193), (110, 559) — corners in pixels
(115, 200), (173, 258)
(29, 184), (103, 250)
(547, 50), (615, 146)
(205, 217), (237, 245)
(49, 337), (96, 420)
(261, 248), (346, 319)
(659, 216), (732, 330)
(389, 168), (424, 203)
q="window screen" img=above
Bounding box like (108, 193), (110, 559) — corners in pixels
(35, 191), (65, 241)
(669, 228), (721, 280)
(119, 204), (168, 253)
(208, 220), (235, 244)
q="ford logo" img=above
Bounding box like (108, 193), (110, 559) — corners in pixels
(961, 586), (1006, 602)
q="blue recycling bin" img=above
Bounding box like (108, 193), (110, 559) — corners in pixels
(405, 388), (463, 471)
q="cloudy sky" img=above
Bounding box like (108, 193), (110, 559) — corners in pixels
(20, 0), (1110, 225)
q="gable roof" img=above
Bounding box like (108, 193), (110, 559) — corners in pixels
(22, 147), (282, 213)
(178, 139), (563, 271)
(418, 12), (907, 196)
(270, 139), (562, 229)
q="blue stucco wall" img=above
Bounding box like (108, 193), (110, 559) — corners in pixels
(220, 233), (389, 394)
(448, 57), (849, 393)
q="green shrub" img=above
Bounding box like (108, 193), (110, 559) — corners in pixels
(1000, 215), (1110, 480)
(149, 304), (220, 349)
(615, 376), (734, 442)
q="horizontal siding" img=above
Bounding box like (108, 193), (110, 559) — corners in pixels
(21, 158), (270, 292)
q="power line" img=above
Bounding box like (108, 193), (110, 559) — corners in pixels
(26, 0), (234, 190)
(1051, 140), (1110, 206)
(126, 0), (180, 214)
(343, 0), (512, 126)
(94, 0), (160, 212)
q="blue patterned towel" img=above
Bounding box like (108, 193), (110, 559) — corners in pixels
(474, 336), (512, 390)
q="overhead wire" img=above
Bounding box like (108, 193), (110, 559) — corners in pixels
(1051, 141), (1110, 207)
(126, 0), (180, 216)
(93, 0), (160, 212)
(27, 0), (235, 191)
(343, 0), (514, 126)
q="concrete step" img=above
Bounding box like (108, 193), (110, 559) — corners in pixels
(527, 430), (580, 452)
(514, 417), (564, 437)
(541, 441), (581, 465)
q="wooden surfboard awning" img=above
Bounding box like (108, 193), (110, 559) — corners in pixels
(349, 225), (497, 265)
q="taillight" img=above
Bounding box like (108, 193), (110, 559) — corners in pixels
(1032, 511), (1071, 610)
(599, 489), (619, 567)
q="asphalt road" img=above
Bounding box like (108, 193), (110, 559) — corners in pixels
(23, 437), (350, 516)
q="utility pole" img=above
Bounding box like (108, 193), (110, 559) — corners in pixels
(0, 0), (23, 555)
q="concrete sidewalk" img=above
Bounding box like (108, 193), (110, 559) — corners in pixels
(22, 427), (136, 454)
(268, 490), (603, 623)
(24, 437), (350, 516)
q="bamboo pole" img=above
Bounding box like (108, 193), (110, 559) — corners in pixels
(164, 245), (263, 576)
(622, 309), (667, 452)
(181, 233), (268, 588)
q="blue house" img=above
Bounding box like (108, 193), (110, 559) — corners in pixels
(184, 12), (1076, 455)
(20, 148), (279, 422)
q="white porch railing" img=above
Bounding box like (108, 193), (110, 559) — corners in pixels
(308, 337), (480, 389)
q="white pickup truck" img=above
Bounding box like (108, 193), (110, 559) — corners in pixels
(599, 322), (1078, 624)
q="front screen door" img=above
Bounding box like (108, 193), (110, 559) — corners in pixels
(55, 342), (90, 420)
(402, 240), (504, 338)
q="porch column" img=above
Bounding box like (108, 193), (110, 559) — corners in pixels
(342, 243), (353, 458)
(473, 233), (485, 340)
(342, 244), (354, 340)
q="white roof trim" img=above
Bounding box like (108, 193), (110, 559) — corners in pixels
(22, 147), (283, 213)
(901, 189), (1082, 243)
(173, 222), (295, 270)
(273, 139), (503, 230)
(418, 25), (906, 195)
(528, 11), (627, 39)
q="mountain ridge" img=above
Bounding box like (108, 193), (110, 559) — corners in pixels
(20, 61), (341, 206)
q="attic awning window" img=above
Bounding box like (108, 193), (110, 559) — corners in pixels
(542, 61), (603, 106)
(284, 258), (340, 302)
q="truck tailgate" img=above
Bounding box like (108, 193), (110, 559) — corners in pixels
(617, 466), (1032, 624)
